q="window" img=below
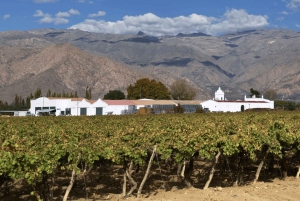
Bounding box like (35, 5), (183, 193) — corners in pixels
(80, 108), (87, 116)
(153, 104), (174, 114)
(66, 108), (71, 115)
(35, 107), (41, 113)
(96, 107), (103, 116)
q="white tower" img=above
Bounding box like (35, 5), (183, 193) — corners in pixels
(215, 87), (225, 101)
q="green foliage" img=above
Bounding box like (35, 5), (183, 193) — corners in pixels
(0, 100), (9, 109)
(250, 88), (260, 98)
(173, 104), (185, 113)
(34, 88), (42, 99)
(127, 78), (171, 100)
(46, 89), (78, 98)
(170, 79), (197, 100)
(1, 112), (300, 198)
(275, 100), (296, 110)
(195, 106), (205, 113)
(103, 90), (125, 100)
(0, 88), (79, 111)
(264, 89), (277, 100)
(85, 86), (92, 100)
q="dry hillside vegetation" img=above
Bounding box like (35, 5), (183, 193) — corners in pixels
(1, 29), (300, 102)
(0, 44), (140, 102)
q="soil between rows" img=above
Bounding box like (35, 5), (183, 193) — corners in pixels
(1, 158), (300, 201)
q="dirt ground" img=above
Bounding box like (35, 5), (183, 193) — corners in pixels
(110, 177), (300, 201)
(2, 161), (300, 201)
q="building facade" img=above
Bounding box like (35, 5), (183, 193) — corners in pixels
(201, 88), (274, 112)
(29, 97), (203, 116)
(29, 87), (274, 116)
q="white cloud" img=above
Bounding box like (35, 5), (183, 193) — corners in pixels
(34, 9), (79, 25)
(210, 9), (268, 35)
(88, 11), (106, 18)
(276, 16), (285, 21)
(69, 9), (80, 15)
(284, 0), (300, 10)
(34, 0), (58, 3)
(78, 0), (93, 3)
(280, 11), (289, 15)
(296, 24), (300, 28)
(3, 14), (10, 20)
(69, 9), (269, 36)
(55, 9), (80, 18)
(33, 10), (45, 17)
(56, 12), (70, 18)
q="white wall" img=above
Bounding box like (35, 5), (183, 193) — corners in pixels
(103, 105), (131, 115)
(201, 100), (274, 113)
(30, 97), (128, 116)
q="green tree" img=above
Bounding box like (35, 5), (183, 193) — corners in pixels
(195, 106), (205, 113)
(103, 90), (125, 100)
(263, 89), (277, 100)
(274, 100), (296, 111)
(34, 88), (42, 99)
(250, 88), (260, 98)
(26, 96), (31, 109)
(296, 102), (300, 110)
(85, 86), (92, 100)
(127, 78), (171, 100)
(46, 89), (51, 97)
(170, 79), (197, 100)
(173, 104), (185, 113)
(14, 95), (20, 109)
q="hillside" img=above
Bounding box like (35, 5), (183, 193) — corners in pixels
(0, 43), (140, 103)
(0, 28), (300, 102)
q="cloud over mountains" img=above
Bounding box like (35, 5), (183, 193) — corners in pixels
(69, 9), (268, 36)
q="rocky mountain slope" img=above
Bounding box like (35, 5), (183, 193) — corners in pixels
(0, 28), (300, 103)
(0, 43), (140, 102)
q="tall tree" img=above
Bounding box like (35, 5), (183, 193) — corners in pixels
(14, 95), (19, 109)
(26, 96), (31, 109)
(46, 89), (51, 97)
(250, 88), (260, 98)
(34, 88), (42, 99)
(264, 89), (277, 100)
(170, 79), (197, 100)
(103, 90), (125, 100)
(85, 86), (92, 100)
(127, 78), (171, 100)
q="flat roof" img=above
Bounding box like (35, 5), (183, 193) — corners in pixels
(215, 100), (269, 103)
(172, 100), (205, 105)
(102, 100), (136, 105)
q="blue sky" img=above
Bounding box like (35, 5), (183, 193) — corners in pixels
(1, 0), (300, 36)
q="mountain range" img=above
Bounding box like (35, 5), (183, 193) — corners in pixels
(0, 28), (300, 103)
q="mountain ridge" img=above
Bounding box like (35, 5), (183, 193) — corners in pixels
(0, 28), (300, 103)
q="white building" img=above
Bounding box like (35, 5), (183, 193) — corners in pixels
(201, 87), (274, 112)
(29, 97), (107, 116)
(29, 88), (274, 116)
(29, 97), (203, 116)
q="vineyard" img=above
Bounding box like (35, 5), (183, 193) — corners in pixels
(1, 111), (300, 200)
